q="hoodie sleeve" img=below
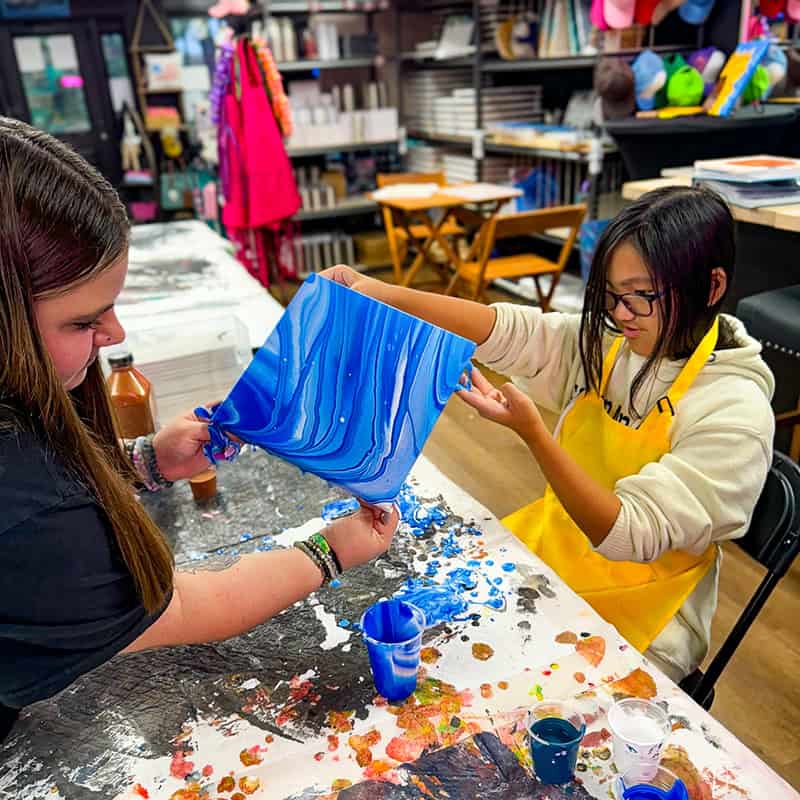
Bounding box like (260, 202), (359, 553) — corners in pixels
(474, 304), (585, 414)
(597, 376), (775, 562)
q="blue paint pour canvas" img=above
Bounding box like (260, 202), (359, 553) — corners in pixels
(206, 274), (475, 503)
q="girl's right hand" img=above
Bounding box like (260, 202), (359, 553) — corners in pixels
(324, 503), (399, 572)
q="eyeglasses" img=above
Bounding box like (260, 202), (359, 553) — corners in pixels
(604, 289), (664, 318)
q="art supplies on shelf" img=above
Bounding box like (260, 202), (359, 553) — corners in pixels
(708, 39), (770, 117)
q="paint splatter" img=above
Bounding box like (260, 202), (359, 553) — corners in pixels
(480, 683), (493, 699)
(472, 643), (494, 661)
(574, 672), (586, 684)
(349, 729), (382, 767)
(363, 759), (394, 780)
(217, 775), (236, 792)
(394, 579), (469, 626)
(327, 709), (355, 733)
(169, 751), (194, 779)
(332, 778), (353, 790)
(201, 764), (213, 778)
(609, 667), (657, 700)
(661, 745), (713, 800)
(327, 734), (340, 751)
(132, 785), (149, 799)
(420, 646), (442, 664)
(581, 727), (611, 747)
(529, 684), (544, 701)
(501, 562), (516, 572)
(239, 746), (263, 766)
(321, 497), (360, 521)
(556, 630), (578, 644)
(238, 776), (261, 795)
(169, 790), (202, 800)
(575, 635), (606, 667)
(386, 734), (426, 763)
(497, 681), (509, 690)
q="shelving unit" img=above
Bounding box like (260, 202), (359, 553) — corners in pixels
(288, 139), (398, 157)
(276, 56), (378, 71)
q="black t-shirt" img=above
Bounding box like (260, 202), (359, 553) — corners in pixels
(0, 429), (170, 731)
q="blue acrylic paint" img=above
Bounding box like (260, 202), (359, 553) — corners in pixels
(467, 560), (481, 568)
(394, 579), (469, 627)
(321, 497), (361, 522)
(501, 562), (516, 572)
(204, 274), (475, 503)
(361, 599), (425, 702)
(529, 717), (583, 784)
(338, 619), (351, 628)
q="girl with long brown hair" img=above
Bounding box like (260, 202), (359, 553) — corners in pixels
(0, 118), (397, 741)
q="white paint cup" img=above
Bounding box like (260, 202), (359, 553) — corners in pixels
(607, 698), (670, 773)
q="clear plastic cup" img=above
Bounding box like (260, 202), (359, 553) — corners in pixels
(528, 700), (586, 784)
(607, 698), (671, 773)
(614, 764), (689, 800)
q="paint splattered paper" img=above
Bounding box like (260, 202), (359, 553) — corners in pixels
(206, 274), (475, 503)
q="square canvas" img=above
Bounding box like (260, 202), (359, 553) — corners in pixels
(207, 274), (475, 503)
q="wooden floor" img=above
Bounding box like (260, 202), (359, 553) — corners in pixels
(409, 270), (800, 790)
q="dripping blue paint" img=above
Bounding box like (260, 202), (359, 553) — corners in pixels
(205, 274), (475, 504)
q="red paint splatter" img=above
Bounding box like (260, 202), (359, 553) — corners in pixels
(201, 765), (213, 778)
(314, 751), (325, 761)
(132, 784), (149, 799)
(327, 734), (340, 751)
(581, 728), (612, 748)
(542, 670), (552, 676)
(169, 751), (195, 780)
(386, 735), (426, 763)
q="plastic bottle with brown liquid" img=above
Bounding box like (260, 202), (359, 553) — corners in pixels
(107, 352), (156, 439)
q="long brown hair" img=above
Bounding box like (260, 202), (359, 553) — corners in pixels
(579, 185), (736, 419)
(0, 117), (173, 613)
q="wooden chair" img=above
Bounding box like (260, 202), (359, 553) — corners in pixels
(446, 204), (586, 309)
(376, 171), (465, 283)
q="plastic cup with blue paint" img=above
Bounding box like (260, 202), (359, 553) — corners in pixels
(615, 764), (689, 800)
(361, 599), (425, 702)
(528, 700), (586, 784)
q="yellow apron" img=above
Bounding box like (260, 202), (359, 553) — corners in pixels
(504, 318), (719, 652)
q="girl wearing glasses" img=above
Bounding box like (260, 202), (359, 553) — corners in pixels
(323, 186), (774, 682)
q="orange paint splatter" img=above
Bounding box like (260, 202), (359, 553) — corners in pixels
(327, 709), (355, 733)
(480, 683), (493, 699)
(239, 776), (261, 795)
(386, 735), (426, 763)
(471, 642), (494, 661)
(217, 775), (236, 793)
(420, 647), (442, 664)
(364, 759), (394, 780)
(239, 746), (263, 766)
(574, 672), (586, 683)
(661, 745), (713, 800)
(609, 668), (657, 700)
(497, 681), (509, 690)
(264, 734), (274, 744)
(169, 751), (195, 780)
(349, 729), (381, 767)
(132, 785), (149, 799)
(575, 635), (606, 667)
(169, 790), (201, 800)
(201, 765), (213, 778)
(327, 734), (340, 751)
(231, 794), (246, 800)
(556, 630), (578, 644)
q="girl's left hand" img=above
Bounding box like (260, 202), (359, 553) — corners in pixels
(456, 367), (545, 441)
(152, 410), (212, 481)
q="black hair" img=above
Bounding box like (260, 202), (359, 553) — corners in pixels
(578, 185), (735, 418)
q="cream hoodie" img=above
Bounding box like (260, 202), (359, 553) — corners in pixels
(475, 306), (775, 682)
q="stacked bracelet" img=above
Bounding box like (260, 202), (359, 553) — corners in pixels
(124, 435), (173, 492)
(294, 532), (342, 586)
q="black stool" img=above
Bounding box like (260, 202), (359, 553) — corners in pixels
(737, 285), (800, 462)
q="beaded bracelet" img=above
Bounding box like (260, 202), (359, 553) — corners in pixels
(141, 435), (173, 490)
(294, 532), (342, 586)
(124, 435), (173, 492)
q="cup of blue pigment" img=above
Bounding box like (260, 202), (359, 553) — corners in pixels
(361, 599), (426, 702)
(528, 700), (586, 784)
(614, 764), (688, 800)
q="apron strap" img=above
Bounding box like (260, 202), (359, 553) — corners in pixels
(643, 316), (720, 424)
(599, 336), (625, 396)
